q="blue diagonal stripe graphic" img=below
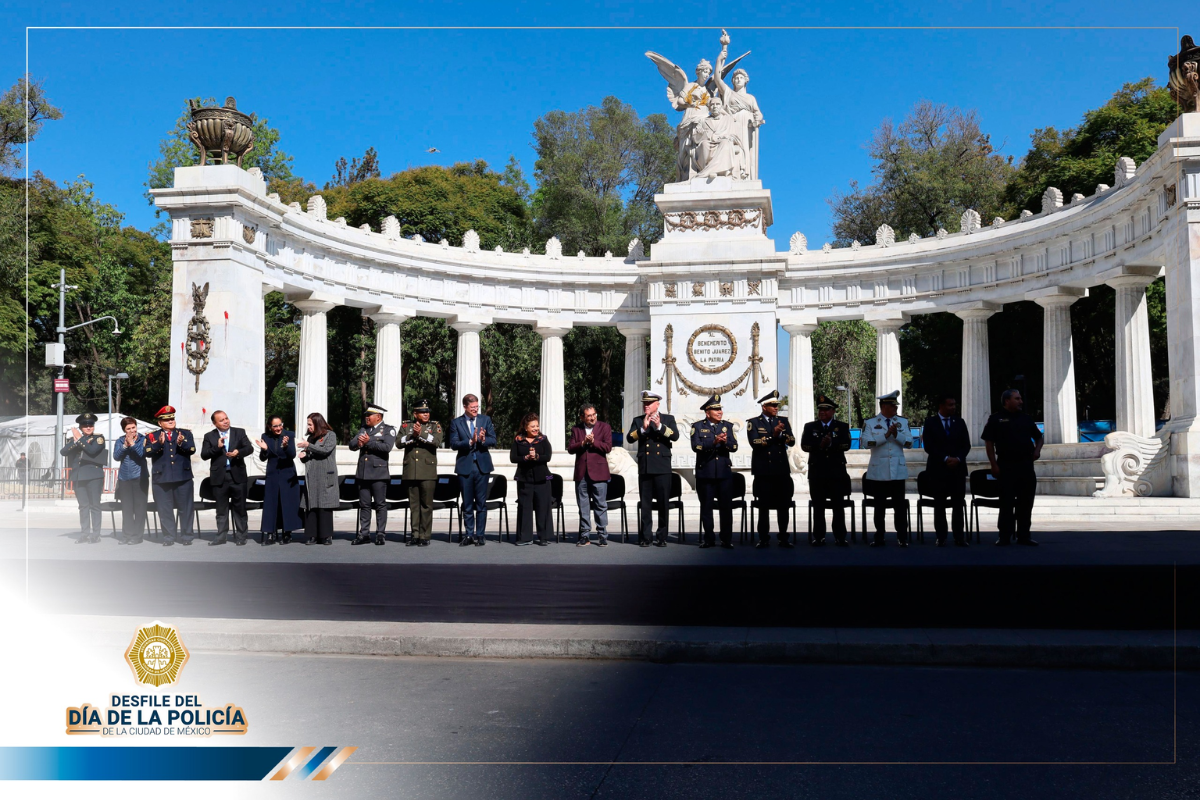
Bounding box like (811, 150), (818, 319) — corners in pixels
(295, 746), (338, 780)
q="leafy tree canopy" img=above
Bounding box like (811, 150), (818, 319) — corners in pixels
(0, 75), (62, 176)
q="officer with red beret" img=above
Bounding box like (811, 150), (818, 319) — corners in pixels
(144, 405), (197, 545)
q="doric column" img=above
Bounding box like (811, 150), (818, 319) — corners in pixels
(1030, 287), (1086, 444)
(954, 303), (998, 445)
(450, 317), (488, 404)
(1103, 268), (1159, 437)
(294, 298), (337, 423)
(369, 309), (414, 425)
(618, 324), (650, 444)
(781, 319), (817, 424)
(867, 314), (906, 414)
(536, 324), (571, 450)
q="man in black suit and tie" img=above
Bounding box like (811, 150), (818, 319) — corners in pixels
(201, 410), (253, 546)
(627, 390), (680, 547)
(922, 393), (972, 546)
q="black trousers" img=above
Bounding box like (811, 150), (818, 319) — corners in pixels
(697, 477), (734, 545)
(73, 477), (103, 537)
(997, 462), (1037, 542)
(753, 474), (794, 542)
(928, 469), (966, 542)
(407, 479), (435, 540)
(638, 472), (672, 543)
(515, 480), (551, 543)
(357, 479), (387, 536)
(117, 476), (148, 541)
(864, 478), (908, 543)
(305, 508), (334, 542)
(808, 475), (847, 542)
(213, 477), (249, 539)
(153, 479), (195, 542)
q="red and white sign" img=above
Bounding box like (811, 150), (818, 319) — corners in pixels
(53, 378), (70, 393)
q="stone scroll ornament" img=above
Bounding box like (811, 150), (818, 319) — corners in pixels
(186, 97), (256, 168)
(1169, 35), (1200, 114)
(656, 322), (770, 412)
(186, 282), (211, 392)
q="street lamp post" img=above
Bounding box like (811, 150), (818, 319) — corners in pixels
(106, 370), (129, 466)
(285, 381), (299, 434)
(836, 384), (852, 427)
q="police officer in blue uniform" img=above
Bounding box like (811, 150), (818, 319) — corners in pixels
(144, 405), (197, 546)
(746, 389), (796, 549)
(800, 394), (853, 545)
(627, 390), (680, 547)
(349, 402), (397, 546)
(691, 393), (738, 549)
(60, 412), (107, 543)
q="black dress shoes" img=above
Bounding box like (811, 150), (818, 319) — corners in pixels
(1017, 538), (1039, 546)
(955, 540), (970, 547)
(406, 539), (419, 546)
(417, 539), (428, 547)
(208, 536), (227, 546)
(754, 541), (769, 549)
(305, 537), (319, 546)
(780, 541), (794, 549)
(699, 541), (715, 549)
(475, 537), (485, 546)
(639, 541), (650, 548)
(375, 535), (386, 546)
(459, 537), (473, 547)
(281, 533), (292, 545)
(720, 542), (734, 549)
(351, 535), (372, 546)
(535, 539), (548, 546)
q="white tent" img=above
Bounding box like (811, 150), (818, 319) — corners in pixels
(0, 414), (156, 469)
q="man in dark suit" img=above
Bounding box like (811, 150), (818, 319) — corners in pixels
(922, 393), (972, 546)
(691, 393), (738, 549)
(448, 393), (496, 546)
(566, 403), (612, 546)
(800, 393), (852, 545)
(746, 389), (796, 549)
(627, 390), (680, 547)
(144, 405), (197, 546)
(60, 412), (107, 543)
(348, 402), (397, 546)
(200, 410), (253, 546)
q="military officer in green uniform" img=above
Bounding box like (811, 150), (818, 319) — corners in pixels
(396, 399), (442, 546)
(746, 389), (796, 549)
(800, 393), (853, 545)
(691, 393), (738, 549)
(60, 412), (107, 543)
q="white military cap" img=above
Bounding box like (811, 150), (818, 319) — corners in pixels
(877, 390), (900, 405)
(640, 390), (663, 402)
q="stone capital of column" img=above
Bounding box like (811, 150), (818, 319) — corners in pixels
(1098, 264), (1162, 290)
(950, 301), (1000, 321)
(292, 298), (338, 315)
(1027, 286), (1087, 308)
(616, 323), (651, 337)
(450, 315), (491, 334)
(864, 312), (907, 332)
(781, 322), (818, 335)
(367, 307), (417, 326)
(535, 324), (573, 339)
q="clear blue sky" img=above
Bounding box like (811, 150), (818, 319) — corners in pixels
(2, 0), (1184, 395)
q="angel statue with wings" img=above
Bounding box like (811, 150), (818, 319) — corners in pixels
(646, 29), (751, 183)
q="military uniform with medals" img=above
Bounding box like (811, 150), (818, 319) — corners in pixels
(746, 389), (796, 547)
(60, 412), (107, 543)
(861, 390), (912, 546)
(144, 405), (197, 545)
(627, 390), (680, 546)
(396, 400), (442, 545)
(691, 394), (738, 548)
(800, 394), (852, 544)
(349, 403), (397, 545)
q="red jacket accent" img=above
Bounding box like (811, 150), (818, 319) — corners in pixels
(566, 421), (613, 482)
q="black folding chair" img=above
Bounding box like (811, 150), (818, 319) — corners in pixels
(486, 474), (511, 541)
(385, 476), (410, 541)
(245, 478), (265, 513)
(193, 477), (220, 536)
(432, 474), (462, 541)
(747, 481), (798, 544)
(914, 470), (968, 543)
(605, 474), (630, 542)
(550, 474), (568, 541)
(635, 472), (685, 541)
(860, 477), (914, 544)
(969, 469), (1000, 543)
(807, 475), (856, 543)
(706, 471), (750, 540)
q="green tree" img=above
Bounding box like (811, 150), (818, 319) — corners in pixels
(326, 147), (381, 189)
(1002, 79), (1177, 217)
(532, 96), (674, 256)
(144, 97), (297, 210)
(0, 75), (62, 176)
(828, 101), (1015, 245)
(811, 321), (876, 428)
(564, 326), (625, 435)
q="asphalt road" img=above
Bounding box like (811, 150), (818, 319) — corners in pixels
(166, 652), (1192, 799)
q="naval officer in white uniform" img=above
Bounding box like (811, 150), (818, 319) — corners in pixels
(861, 390), (912, 547)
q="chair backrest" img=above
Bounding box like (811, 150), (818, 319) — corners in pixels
(970, 469), (1001, 498)
(608, 473), (626, 501)
(433, 474), (461, 502)
(861, 477), (882, 498)
(247, 478), (266, 502)
(487, 473), (507, 501)
(839, 472), (852, 498)
(385, 476), (405, 501)
(670, 472), (683, 500)
(198, 477), (214, 501)
(916, 470), (936, 499)
(730, 471), (746, 499)
(550, 473), (563, 502)
(338, 475), (359, 501)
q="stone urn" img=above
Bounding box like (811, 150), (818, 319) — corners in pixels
(186, 97), (256, 167)
(1169, 35), (1200, 114)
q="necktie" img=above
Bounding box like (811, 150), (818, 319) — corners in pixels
(222, 433), (231, 469)
(944, 418), (951, 435)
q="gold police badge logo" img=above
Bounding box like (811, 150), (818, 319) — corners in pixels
(124, 622), (190, 687)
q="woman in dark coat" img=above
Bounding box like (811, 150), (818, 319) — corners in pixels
(298, 412), (339, 545)
(510, 412), (553, 545)
(255, 415), (302, 544)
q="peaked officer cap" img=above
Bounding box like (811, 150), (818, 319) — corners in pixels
(877, 390), (900, 405)
(75, 412), (98, 425)
(412, 399), (431, 413)
(700, 393), (722, 411)
(641, 390), (663, 403)
(815, 393), (838, 410)
(365, 403), (388, 416)
(758, 389), (782, 406)
(154, 405), (176, 420)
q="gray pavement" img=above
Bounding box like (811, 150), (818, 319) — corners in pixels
(175, 651), (1193, 798)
